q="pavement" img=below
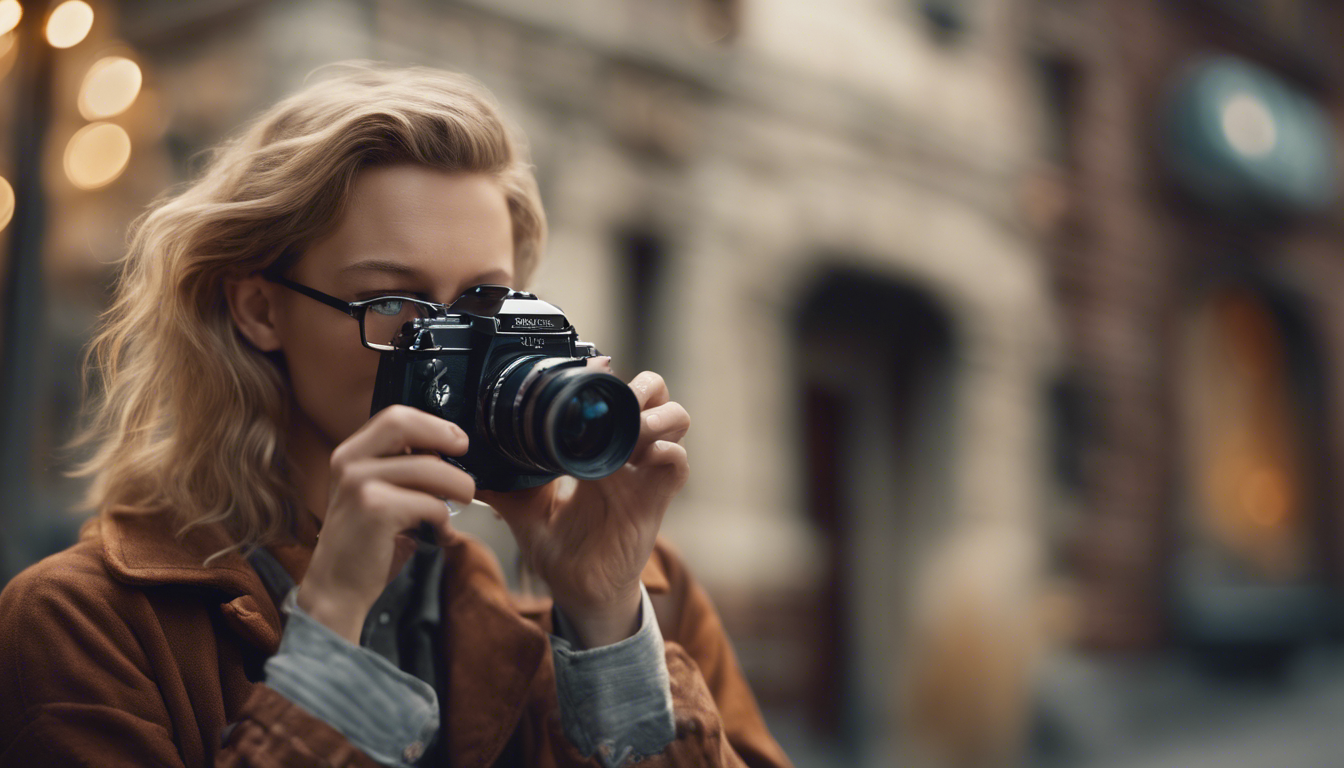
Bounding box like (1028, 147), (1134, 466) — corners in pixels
(1029, 644), (1344, 768)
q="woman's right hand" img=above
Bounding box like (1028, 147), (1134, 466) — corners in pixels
(296, 405), (475, 645)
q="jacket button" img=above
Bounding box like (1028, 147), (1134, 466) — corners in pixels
(403, 741), (424, 762)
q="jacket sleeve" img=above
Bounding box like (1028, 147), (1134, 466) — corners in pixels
(640, 540), (794, 768)
(550, 584), (676, 766)
(216, 685), (383, 768)
(0, 552), (381, 768)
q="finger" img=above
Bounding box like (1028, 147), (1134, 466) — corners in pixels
(628, 371), (671, 411)
(339, 454), (475, 506)
(345, 478), (454, 536)
(335, 405), (468, 465)
(634, 440), (690, 498)
(632, 401), (691, 463)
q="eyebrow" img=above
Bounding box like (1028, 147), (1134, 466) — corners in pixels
(339, 259), (514, 291)
(338, 259), (423, 278)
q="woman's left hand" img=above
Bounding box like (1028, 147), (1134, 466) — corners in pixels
(475, 363), (691, 648)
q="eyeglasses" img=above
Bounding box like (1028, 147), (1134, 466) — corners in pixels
(263, 271), (511, 351)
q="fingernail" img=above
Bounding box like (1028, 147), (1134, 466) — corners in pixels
(444, 499), (464, 516)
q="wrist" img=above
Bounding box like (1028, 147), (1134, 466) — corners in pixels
(296, 583), (366, 646)
(554, 584), (642, 649)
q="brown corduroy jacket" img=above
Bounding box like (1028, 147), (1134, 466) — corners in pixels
(0, 508), (792, 768)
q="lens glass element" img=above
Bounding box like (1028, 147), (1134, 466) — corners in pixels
(556, 387), (616, 462)
(486, 358), (639, 480)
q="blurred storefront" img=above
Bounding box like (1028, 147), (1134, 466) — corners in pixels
(1031, 0), (1344, 660)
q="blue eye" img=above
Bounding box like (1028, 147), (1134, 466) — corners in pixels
(369, 298), (405, 316)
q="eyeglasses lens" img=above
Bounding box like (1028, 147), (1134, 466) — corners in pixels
(361, 298), (441, 349)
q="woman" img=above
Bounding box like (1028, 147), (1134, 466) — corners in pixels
(0, 64), (791, 768)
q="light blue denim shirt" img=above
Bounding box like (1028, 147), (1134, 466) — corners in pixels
(249, 546), (675, 768)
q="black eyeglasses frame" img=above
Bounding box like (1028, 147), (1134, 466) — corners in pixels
(261, 271), (454, 351)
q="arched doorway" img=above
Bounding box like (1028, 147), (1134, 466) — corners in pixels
(793, 267), (956, 761)
(1172, 282), (1338, 669)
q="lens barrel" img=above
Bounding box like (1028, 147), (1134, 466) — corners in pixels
(487, 358), (639, 479)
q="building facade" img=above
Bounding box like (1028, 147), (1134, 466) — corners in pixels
(1031, 0), (1344, 655)
(17, 1), (1065, 765)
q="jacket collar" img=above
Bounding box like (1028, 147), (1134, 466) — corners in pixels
(97, 507), (285, 653)
(99, 507), (263, 595)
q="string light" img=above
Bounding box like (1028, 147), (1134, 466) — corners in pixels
(64, 122), (131, 190)
(0, 1), (20, 37)
(46, 1), (93, 49)
(78, 56), (142, 120)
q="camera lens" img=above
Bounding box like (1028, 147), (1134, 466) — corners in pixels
(556, 387), (616, 462)
(487, 358), (639, 479)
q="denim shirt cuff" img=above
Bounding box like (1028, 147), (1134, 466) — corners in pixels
(550, 583), (676, 768)
(264, 587), (439, 767)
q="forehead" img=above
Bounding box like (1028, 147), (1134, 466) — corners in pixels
(296, 165), (515, 291)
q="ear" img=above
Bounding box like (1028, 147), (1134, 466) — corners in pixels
(225, 274), (285, 352)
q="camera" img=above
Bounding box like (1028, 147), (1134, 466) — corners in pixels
(369, 285), (641, 492)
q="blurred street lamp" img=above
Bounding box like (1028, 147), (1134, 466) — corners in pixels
(0, 0), (146, 582)
(1, 0), (55, 582)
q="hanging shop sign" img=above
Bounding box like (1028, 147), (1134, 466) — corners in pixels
(1162, 55), (1336, 214)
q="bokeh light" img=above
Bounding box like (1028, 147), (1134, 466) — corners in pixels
(45, 1), (93, 49)
(78, 56), (142, 120)
(0, 0), (21, 37)
(1222, 91), (1278, 157)
(63, 122), (131, 190)
(0, 175), (13, 233)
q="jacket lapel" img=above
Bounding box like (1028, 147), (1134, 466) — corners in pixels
(98, 508), (283, 654)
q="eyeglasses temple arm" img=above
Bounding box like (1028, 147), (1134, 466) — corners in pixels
(264, 273), (359, 317)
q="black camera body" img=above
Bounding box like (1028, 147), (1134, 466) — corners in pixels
(369, 286), (640, 492)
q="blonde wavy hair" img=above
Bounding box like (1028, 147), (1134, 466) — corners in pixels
(70, 63), (547, 551)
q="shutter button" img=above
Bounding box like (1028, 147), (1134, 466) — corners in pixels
(403, 741), (425, 762)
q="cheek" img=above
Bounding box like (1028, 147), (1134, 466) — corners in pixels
(281, 314), (383, 443)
